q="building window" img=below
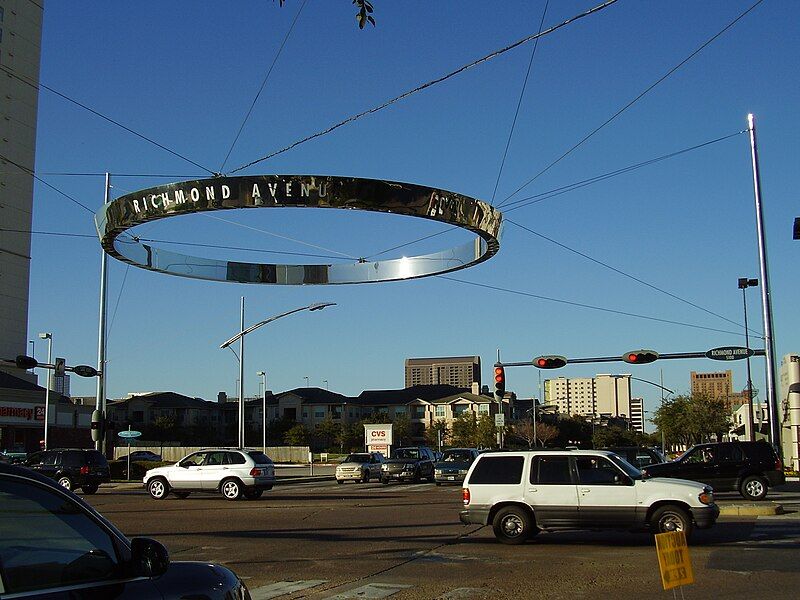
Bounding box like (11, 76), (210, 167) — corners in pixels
(453, 404), (469, 417)
(411, 406), (426, 419)
(314, 410), (324, 419)
(478, 404), (489, 414)
(434, 405), (445, 417)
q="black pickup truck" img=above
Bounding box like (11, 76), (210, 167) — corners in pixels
(380, 447), (437, 484)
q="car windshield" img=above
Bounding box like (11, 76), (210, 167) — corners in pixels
(393, 449), (419, 460)
(441, 450), (472, 462)
(607, 454), (642, 479)
(343, 454), (370, 463)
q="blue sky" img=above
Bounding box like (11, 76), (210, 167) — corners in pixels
(25, 1), (799, 419)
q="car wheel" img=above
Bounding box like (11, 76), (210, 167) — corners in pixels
(221, 478), (242, 501)
(57, 476), (73, 491)
(244, 489), (263, 500)
(741, 475), (768, 501)
(412, 470), (420, 483)
(81, 484), (99, 495)
(381, 477), (390, 485)
(148, 477), (170, 500)
(651, 505), (693, 538)
(362, 470), (370, 484)
(492, 506), (533, 545)
(336, 479), (344, 484)
(435, 482), (442, 486)
(174, 491), (191, 499)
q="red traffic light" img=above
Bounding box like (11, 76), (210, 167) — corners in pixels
(622, 349), (658, 364)
(533, 355), (567, 369)
(494, 366), (505, 383)
(493, 363), (506, 402)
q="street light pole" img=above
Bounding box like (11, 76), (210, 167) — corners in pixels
(38, 333), (52, 450)
(257, 371), (267, 453)
(220, 301), (336, 451)
(739, 277), (758, 442)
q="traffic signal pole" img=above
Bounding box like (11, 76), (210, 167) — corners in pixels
(95, 173), (110, 453)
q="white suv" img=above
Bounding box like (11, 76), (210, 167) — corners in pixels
(460, 450), (719, 544)
(144, 448), (275, 501)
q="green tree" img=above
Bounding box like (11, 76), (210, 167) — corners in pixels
(392, 413), (412, 446)
(313, 417), (340, 452)
(652, 394), (731, 448)
(511, 419), (537, 448)
(425, 419), (449, 449)
(337, 423), (360, 453)
(284, 423), (310, 446)
(150, 415), (176, 455)
(475, 414), (497, 449)
(451, 412), (477, 447)
(592, 425), (644, 449)
(555, 416), (592, 448)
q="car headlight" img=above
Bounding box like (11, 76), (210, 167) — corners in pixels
(435, 469), (443, 475)
(459, 469), (469, 475)
(699, 487), (714, 505)
(381, 464), (388, 470)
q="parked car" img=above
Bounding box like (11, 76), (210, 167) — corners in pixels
(121, 450), (162, 462)
(23, 448), (110, 494)
(336, 452), (384, 483)
(641, 440), (785, 501)
(460, 449), (719, 544)
(603, 446), (665, 470)
(434, 448), (480, 485)
(0, 461), (251, 598)
(0, 451), (26, 464)
(380, 447), (436, 484)
(143, 448), (275, 501)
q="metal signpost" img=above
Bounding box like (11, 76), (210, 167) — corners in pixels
(118, 427), (142, 481)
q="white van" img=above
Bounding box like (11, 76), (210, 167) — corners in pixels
(459, 449), (718, 544)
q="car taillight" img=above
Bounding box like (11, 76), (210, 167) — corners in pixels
(250, 468), (261, 476)
(776, 458), (782, 471)
(462, 488), (470, 506)
(80, 466), (89, 475)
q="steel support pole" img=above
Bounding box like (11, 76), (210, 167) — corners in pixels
(748, 114), (780, 450)
(742, 286), (756, 441)
(261, 372), (267, 453)
(239, 296), (245, 449)
(95, 174), (110, 453)
(43, 336), (52, 450)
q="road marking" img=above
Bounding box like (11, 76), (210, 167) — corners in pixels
(438, 588), (500, 599)
(738, 517), (800, 547)
(324, 583), (412, 599)
(249, 580), (327, 599)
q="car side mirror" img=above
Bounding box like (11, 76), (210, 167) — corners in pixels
(130, 537), (170, 578)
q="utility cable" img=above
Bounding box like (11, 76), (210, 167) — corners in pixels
(201, 213), (360, 260)
(497, 0), (765, 206)
(0, 65), (216, 175)
(108, 264), (130, 339)
(364, 130), (742, 260)
(502, 130), (745, 213)
(504, 218), (759, 335)
(490, 0), (549, 206)
(0, 228), (96, 239)
(228, 0), (621, 173)
(439, 275), (753, 338)
(219, 0), (308, 173)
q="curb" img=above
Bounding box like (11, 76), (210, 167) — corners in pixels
(719, 502), (784, 516)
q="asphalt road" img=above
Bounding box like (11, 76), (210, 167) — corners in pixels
(83, 482), (800, 600)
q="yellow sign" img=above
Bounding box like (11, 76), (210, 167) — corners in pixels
(655, 531), (694, 590)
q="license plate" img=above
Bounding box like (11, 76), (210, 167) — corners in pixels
(447, 476), (456, 480)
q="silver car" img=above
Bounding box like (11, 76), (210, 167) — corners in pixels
(336, 452), (384, 484)
(144, 448), (275, 501)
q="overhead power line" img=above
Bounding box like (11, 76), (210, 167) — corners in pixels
(498, 0), (765, 206)
(228, 0), (621, 174)
(439, 275), (754, 338)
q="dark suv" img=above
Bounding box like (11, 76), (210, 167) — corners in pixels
(24, 448), (111, 494)
(642, 441), (784, 501)
(380, 447), (436, 483)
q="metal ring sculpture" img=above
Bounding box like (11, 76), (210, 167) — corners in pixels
(95, 175), (502, 285)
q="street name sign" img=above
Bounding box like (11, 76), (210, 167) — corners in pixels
(705, 346), (754, 361)
(494, 414), (505, 427)
(118, 430), (142, 439)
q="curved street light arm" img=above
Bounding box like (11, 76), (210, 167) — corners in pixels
(219, 302), (336, 348)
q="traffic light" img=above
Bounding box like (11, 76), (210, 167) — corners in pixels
(14, 355), (38, 370)
(533, 355), (567, 369)
(622, 349), (659, 364)
(493, 363), (505, 403)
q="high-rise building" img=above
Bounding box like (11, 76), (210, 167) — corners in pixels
(404, 356), (480, 389)
(543, 374), (632, 419)
(690, 370), (749, 410)
(629, 397), (644, 433)
(0, 1), (43, 374)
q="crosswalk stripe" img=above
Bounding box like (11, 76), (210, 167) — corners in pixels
(324, 583), (412, 599)
(249, 580), (327, 599)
